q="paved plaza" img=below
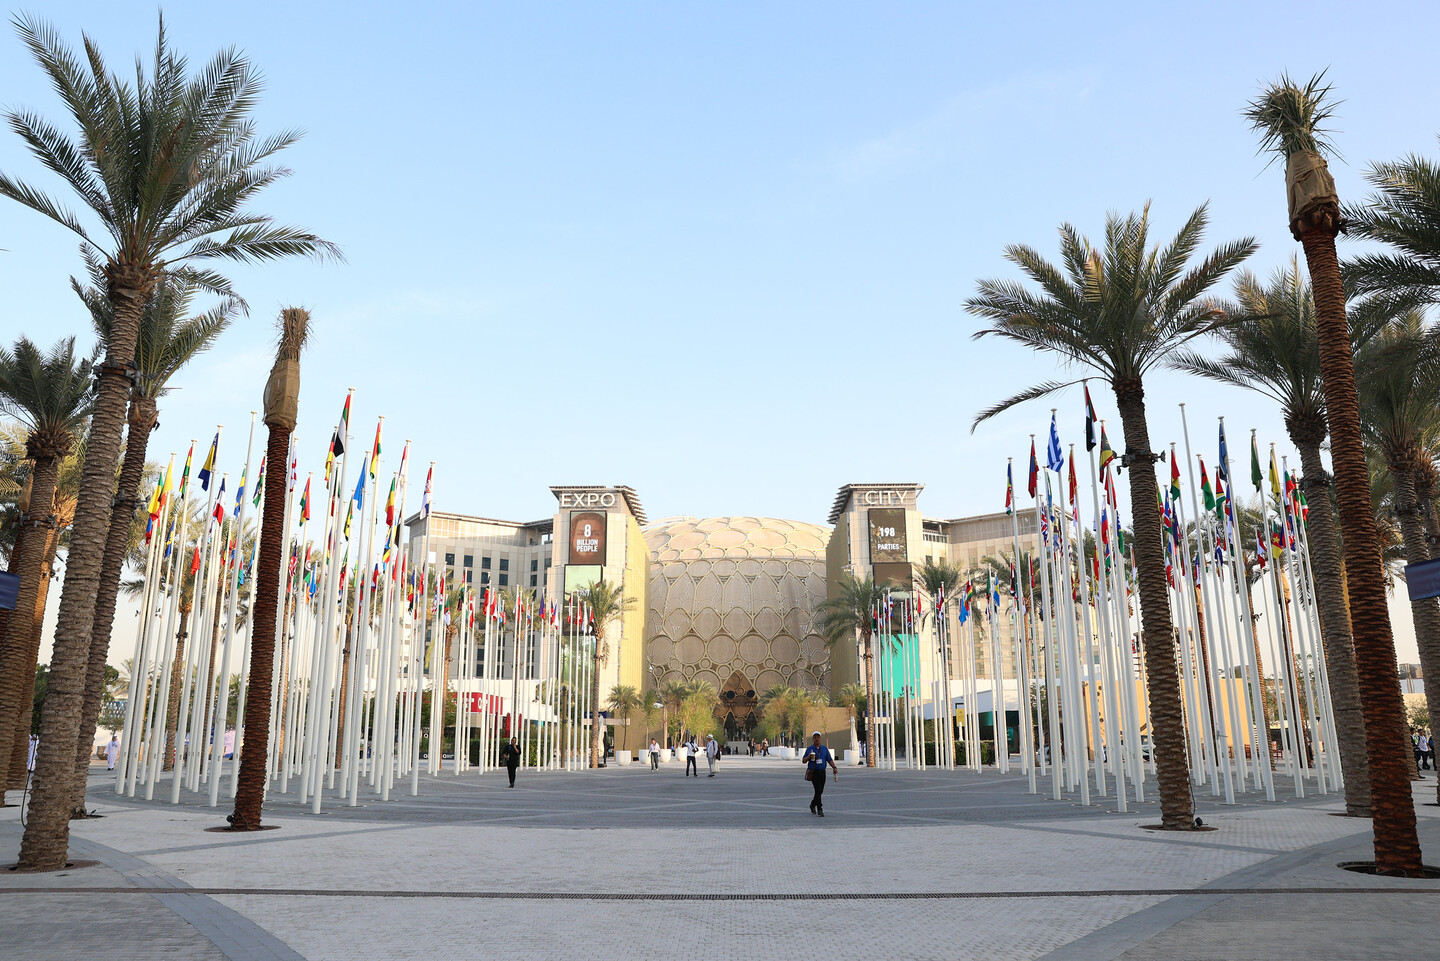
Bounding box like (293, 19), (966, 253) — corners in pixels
(4, 756), (1440, 960)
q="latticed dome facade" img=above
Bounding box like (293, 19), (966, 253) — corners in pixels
(643, 517), (832, 721)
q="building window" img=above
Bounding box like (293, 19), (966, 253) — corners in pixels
(499, 573), (509, 587)
(480, 571), (491, 585)
(464, 554), (473, 568)
(530, 559), (538, 572)
(530, 575), (538, 588)
(464, 570), (473, 584)
(481, 556), (492, 570)
(444, 552), (454, 566)
(499, 558), (509, 572)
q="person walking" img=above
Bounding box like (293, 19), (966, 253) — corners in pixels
(503, 738), (521, 788)
(802, 731), (838, 816)
(705, 734), (719, 777)
(684, 736), (699, 777)
(1419, 730), (1433, 771)
(105, 735), (119, 771)
(1414, 728), (1427, 776)
(649, 738), (661, 771)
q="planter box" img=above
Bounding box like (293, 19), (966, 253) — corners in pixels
(616, 751), (632, 766)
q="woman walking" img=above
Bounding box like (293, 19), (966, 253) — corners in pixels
(803, 731), (838, 816)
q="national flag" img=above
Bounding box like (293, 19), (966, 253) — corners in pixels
(1098, 425), (1117, 474)
(343, 499), (354, 540)
(210, 479), (226, 528)
(1027, 440), (1039, 497)
(385, 476), (397, 527)
(189, 545), (201, 576)
(1005, 463), (1014, 515)
(180, 442), (194, 495)
(368, 421), (382, 480)
(1269, 450), (1283, 502)
(1084, 384), (1097, 451)
(252, 455), (265, 508)
(421, 466), (433, 517)
(1255, 529), (1268, 570)
(145, 478), (162, 520)
(1214, 471), (1229, 521)
(144, 513), (155, 544)
(234, 466), (247, 518)
(1200, 457), (1215, 510)
(1170, 451), (1181, 502)
(353, 470), (366, 510)
(197, 432), (218, 491)
(1217, 422), (1230, 482)
(299, 477), (312, 522)
(1068, 453), (1078, 509)
(1046, 413), (1063, 472)
(1250, 433), (1263, 492)
(288, 448), (298, 492)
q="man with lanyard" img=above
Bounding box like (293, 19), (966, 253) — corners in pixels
(705, 734), (719, 777)
(802, 731), (839, 816)
(684, 736), (699, 777)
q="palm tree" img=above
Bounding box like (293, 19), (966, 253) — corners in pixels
(0, 338), (93, 806)
(1356, 312), (1440, 801)
(816, 572), (885, 767)
(1169, 261), (1373, 815)
(230, 308), (310, 831)
(1246, 73), (1423, 874)
(3, 18), (338, 868)
(1344, 141), (1440, 307)
(658, 679), (687, 749)
(968, 203), (1256, 830)
(577, 578), (637, 767)
(67, 264), (239, 817)
(606, 684), (641, 753)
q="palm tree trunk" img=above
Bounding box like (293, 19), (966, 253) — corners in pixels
(229, 422), (292, 829)
(1298, 216), (1421, 874)
(1112, 379), (1194, 829)
(0, 451), (61, 806)
(5, 529), (60, 793)
(589, 630), (603, 767)
(163, 610), (191, 771)
(1390, 467), (1440, 803)
(1295, 442), (1371, 814)
(20, 265), (152, 871)
(67, 396), (156, 818)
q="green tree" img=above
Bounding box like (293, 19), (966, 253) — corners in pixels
(1, 17), (337, 866)
(606, 684), (641, 752)
(1345, 140), (1440, 308)
(0, 337), (93, 806)
(816, 572), (885, 767)
(68, 264), (239, 817)
(1170, 261), (1374, 815)
(658, 680), (687, 748)
(968, 202), (1256, 829)
(1246, 72), (1422, 874)
(577, 578), (637, 767)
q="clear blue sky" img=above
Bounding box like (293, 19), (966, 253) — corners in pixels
(4, 3), (1436, 657)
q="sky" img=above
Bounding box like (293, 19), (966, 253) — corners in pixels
(3, 2), (1437, 662)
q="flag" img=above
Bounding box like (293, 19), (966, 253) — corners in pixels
(1255, 529), (1268, 570)
(1098, 425), (1117, 473)
(235, 463), (247, 514)
(197, 432), (218, 491)
(288, 448), (298, 492)
(190, 545), (201, 576)
(1068, 454), (1078, 508)
(253, 455), (265, 508)
(180, 442), (195, 495)
(299, 477), (312, 521)
(1170, 451), (1181, 502)
(421, 466), (433, 517)
(343, 499), (354, 540)
(1027, 440), (1039, 497)
(210, 479), (226, 528)
(1217, 422), (1230, 482)
(353, 470), (366, 510)
(1046, 413), (1063, 472)
(368, 421), (382, 481)
(145, 478), (162, 520)
(1269, 450), (1283, 502)
(1005, 463), (1014, 515)
(1084, 384), (1097, 451)
(1200, 457), (1215, 510)
(385, 476), (397, 527)
(1214, 471), (1228, 521)
(325, 395), (350, 483)
(1250, 433), (1263, 492)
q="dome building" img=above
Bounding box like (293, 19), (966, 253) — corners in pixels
(643, 517), (831, 735)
